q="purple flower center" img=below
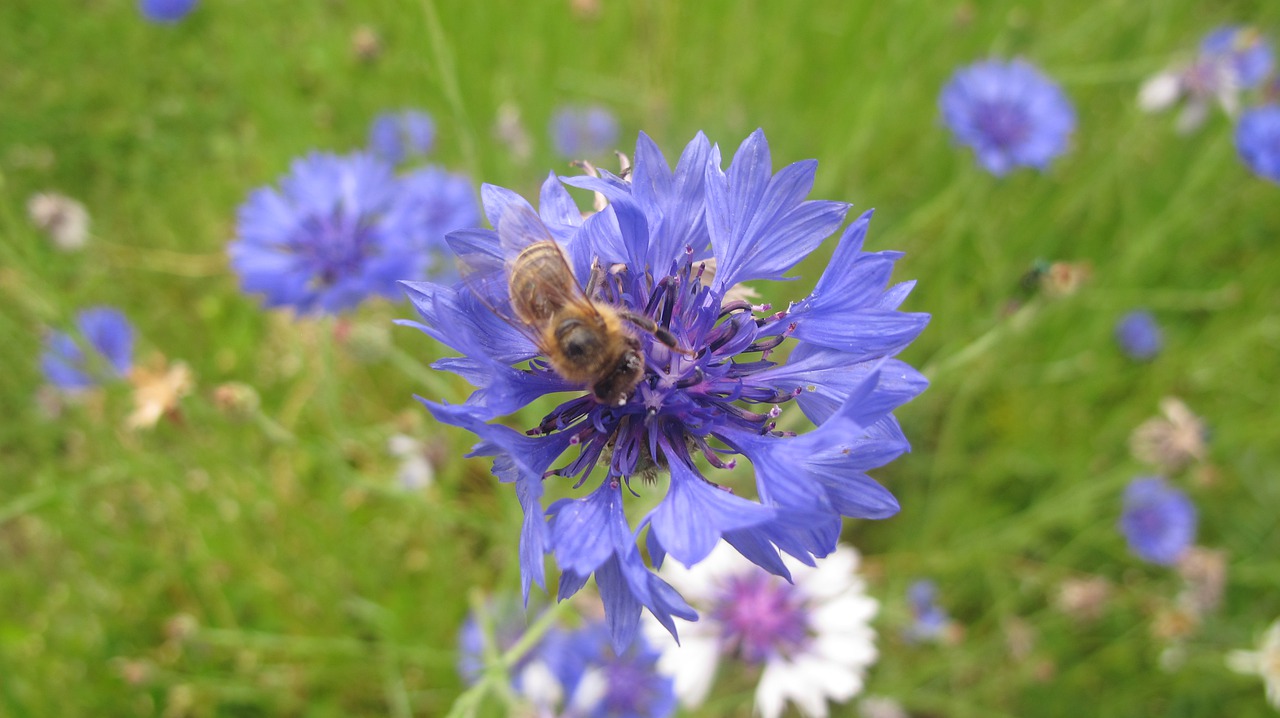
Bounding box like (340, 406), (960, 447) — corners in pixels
(1129, 504), (1171, 537)
(1183, 59), (1226, 97)
(711, 573), (810, 664)
(974, 101), (1032, 147)
(297, 211), (377, 287)
(529, 250), (797, 487)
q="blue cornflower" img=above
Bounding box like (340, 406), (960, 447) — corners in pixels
(1201, 26), (1274, 90)
(1236, 104), (1280, 183)
(402, 130), (929, 651)
(1114, 309), (1163, 361)
(41, 307), (135, 390)
(905, 579), (952, 643)
(1120, 477), (1197, 566)
(230, 152), (415, 315)
(368, 110), (436, 165)
(139, 0), (197, 23)
(940, 59), (1076, 176)
(551, 105), (620, 159)
(553, 622), (676, 718)
(383, 166), (481, 280)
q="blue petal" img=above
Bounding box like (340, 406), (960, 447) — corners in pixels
(789, 308), (930, 359)
(480, 183), (536, 230)
(538, 172), (583, 238)
(632, 131), (712, 271)
(722, 528), (792, 581)
(400, 280), (537, 365)
(645, 527), (667, 569)
(755, 346), (928, 425)
(646, 456), (775, 567)
(548, 483), (633, 577)
(77, 307), (134, 377)
(421, 401), (576, 600)
(40, 332), (93, 389)
(596, 555), (643, 654)
(565, 206), (631, 282)
(558, 569), (590, 602)
(707, 148), (849, 289)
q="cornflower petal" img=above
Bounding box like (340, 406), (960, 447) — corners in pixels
(41, 333), (93, 389)
(707, 131), (849, 291)
(647, 453), (776, 568)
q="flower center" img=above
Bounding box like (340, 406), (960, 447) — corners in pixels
(528, 253), (799, 486)
(298, 210), (376, 287)
(1130, 504), (1171, 537)
(711, 573), (811, 664)
(975, 101), (1031, 146)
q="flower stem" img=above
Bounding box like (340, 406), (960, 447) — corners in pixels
(442, 593), (578, 718)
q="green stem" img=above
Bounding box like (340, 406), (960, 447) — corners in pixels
(442, 595), (579, 718)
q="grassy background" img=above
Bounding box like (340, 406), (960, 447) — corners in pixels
(3, 0), (1279, 715)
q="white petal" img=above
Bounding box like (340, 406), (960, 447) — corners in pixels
(811, 594), (878, 631)
(568, 667), (606, 713)
(659, 634), (722, 707)
(1175, 101), (1209, 134)
(754, 660), (800, 718)
(1138, 72), (1181, 112)
(517, 659), (564, 709)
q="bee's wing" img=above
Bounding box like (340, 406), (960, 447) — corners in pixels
(497, 204), (604, 321)
(448, 204), (598, 352)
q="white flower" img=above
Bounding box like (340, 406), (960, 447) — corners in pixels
(127, 357), (193, 430)
(388, 434), (435, 490)
(646, 542), (878, 718)
(1228, 619), (1280, 709)
(1129, 397), (1208, 472)
(27, 192), (90, 250)
(1138, 71), (1182, 112)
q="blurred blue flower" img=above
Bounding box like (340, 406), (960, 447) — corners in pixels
(1236, 104), (1280, 184)
(1120, 477), (1196, 566)
(552, 622), (675, 718)
(383, 166), (481, 280)
(402, 129), (929, 651)
(230, 152), (415, 315)
(551, 105), (620, 158)
(905, 579), (951, 642)
(1114, 310), (1163, 361)
(41, 307), (134, 390)
(940, 59), (1076, 176)
(139, 0), (197, 23)
(1201, 26), (1274, 90)
(368, 110), (436, 165)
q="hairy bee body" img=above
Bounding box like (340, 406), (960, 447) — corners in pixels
(508, 242), (644, 406)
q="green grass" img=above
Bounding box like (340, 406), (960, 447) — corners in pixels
(3, 0), (1279, 715)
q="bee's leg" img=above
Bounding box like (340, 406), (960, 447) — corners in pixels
(585, 258), (605, 299)
(620, 311), (694, 357)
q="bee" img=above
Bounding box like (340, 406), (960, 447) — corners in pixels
(458, 204), (686, 406)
